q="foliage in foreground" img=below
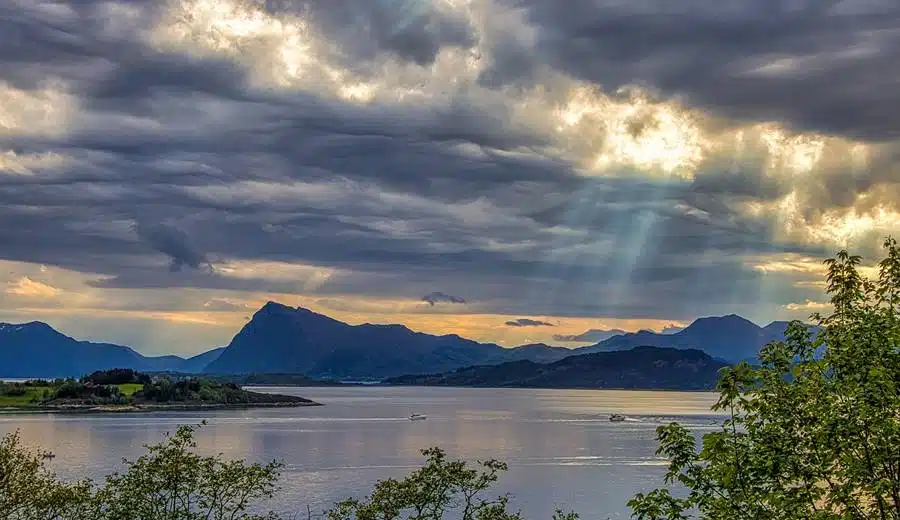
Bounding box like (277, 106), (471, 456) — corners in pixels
(0, 423), (282, 520)
(94, 424), (284, 520)
(630, 239), (900, 519)
(7, 242), (900, 520)
(0, 432), (93, 520)
(327, 447), (577, 520)
(0, 424), (575, 520)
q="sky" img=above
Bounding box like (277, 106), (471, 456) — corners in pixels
(2, 0), (900, 356)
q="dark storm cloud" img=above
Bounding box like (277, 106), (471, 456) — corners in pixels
(510, 0), (900, 141)
(0, 0), (161, 90)
(422, 292), (468, 306)
(505, 318), (554, 327)
(134, 222), (212, 272)
(88, 53), (251, 106)
(0, 0), (870, 324)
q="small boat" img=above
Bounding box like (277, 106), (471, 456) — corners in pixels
(42, 452), (55, 459)
(609, 414), (626, 422)
(409, 413), (427, 421)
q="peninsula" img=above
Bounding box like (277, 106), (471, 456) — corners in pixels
(0, 369), (320, 413)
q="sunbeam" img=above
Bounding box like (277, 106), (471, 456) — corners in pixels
(3, 0), (900, 350)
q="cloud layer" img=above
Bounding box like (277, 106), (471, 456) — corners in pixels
(2, 0), (899, 352)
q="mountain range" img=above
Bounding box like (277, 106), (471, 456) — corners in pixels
(1, 301), (806, 379)
(577, 315), (800, 363)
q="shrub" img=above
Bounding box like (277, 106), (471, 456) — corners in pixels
(2, 385), (27, 397)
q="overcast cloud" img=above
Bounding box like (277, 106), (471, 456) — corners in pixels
(2, 0), (898, 353)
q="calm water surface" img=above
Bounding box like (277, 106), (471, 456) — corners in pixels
(0, 387), (725, 519)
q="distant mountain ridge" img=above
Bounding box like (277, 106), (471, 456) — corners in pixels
(0, 322), (223, 378)
(384, 346), (728, 390)
(575, 315), (807, 362)
(2, 303), (809, 380)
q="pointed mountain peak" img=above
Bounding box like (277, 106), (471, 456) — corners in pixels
(258, 301), (294, 314)
(249, 301), (344, 327)
(256, 301), (317, 318)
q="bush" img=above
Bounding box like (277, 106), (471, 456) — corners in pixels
(52, 382), (86, 399)
(52, 382), (122, 401)
(1, 385), (27, 397)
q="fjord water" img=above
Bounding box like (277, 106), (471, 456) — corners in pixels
(0, 387), (723, 518)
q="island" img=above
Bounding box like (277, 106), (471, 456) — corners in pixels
(0, 369), (321, 413)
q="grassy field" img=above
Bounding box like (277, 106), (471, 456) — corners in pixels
(0, 383), (143, 407)
(117, 383), (143, 397)
(0, 386), (51, 406)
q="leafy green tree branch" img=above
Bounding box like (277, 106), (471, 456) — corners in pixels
(629, 238), (900, 520)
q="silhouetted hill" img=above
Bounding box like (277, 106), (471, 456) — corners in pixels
(205, 302), (573, 379)
(501, 343), (573, 363)
(0, 322), (223, 378)
(383, 346), (728, 390)
(577, 315), (810, 362)
(2, 307), (813, 380)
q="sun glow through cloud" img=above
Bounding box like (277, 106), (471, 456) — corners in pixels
(151, 0), (344, 91)
(3, 0), (900, 354)
(0, 81), (74, 136)
(0, 151), (67, 175)
(759, 125), (827, 175)
(6, 277), (61, 298)
(555, 86), (706, 177)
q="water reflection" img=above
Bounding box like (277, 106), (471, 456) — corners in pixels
(0, 387), (724, 519)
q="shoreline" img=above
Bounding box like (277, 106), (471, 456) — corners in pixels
(375, 383), (717, 392)
(0, 400), (322, 415)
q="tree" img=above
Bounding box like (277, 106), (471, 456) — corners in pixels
(629, 238), (900, 520)
(82, 369), (150, 386)
(1, 426), (576, 520)
(326, 447), (578, 520)
(0, 431), (93, 520)
(92, 422), (283, 520)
